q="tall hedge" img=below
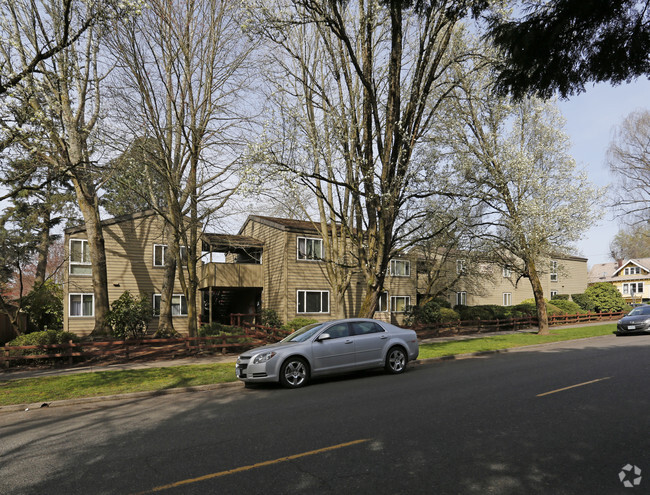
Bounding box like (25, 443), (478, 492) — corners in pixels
(584, 283), (627, 312)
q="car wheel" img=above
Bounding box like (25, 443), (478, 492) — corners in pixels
(280, 357), (309, 388)
(385, 346), (407, 374)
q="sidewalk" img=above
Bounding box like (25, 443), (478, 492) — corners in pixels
(0, 321), (612, 382)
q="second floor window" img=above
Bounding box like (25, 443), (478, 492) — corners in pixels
(550, 260), (558, 282)
(624, 266), (641, 275)
(503, 266), (512, 278)
(456, 259), (466, 275)
(297, 237), (323, 261)
(390, 259), (410, 277)
(70, 239), (91, 275)
(154, 244), (187, 267)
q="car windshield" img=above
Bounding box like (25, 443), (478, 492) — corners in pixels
(628, 306), (650, 316)
(281, 323), (324, 343)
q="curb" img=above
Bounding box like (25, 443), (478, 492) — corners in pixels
(0, 334), (616, 414)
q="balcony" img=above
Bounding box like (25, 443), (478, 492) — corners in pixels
(199, 262), (263, 289)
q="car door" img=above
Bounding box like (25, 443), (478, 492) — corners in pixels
(350, 321), (387, 369)
(310, 322), (356, 375)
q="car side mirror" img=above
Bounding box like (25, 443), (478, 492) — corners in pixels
(316, 333), (331, 342)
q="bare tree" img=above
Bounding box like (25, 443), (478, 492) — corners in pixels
(0, 0), (133, 335)
(245, 0), (488, 317)
(109, 0), (253, 336)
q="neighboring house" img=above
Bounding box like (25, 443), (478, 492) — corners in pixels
(63, 211), (589, 337)
(588, 258), (650, 304)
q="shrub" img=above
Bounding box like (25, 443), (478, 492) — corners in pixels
(551, 293), (570, 301)
(549, 299), (582, 314)
(584, 282), (628, 312)
(8, 330), (79, 357)
(439, 307), (460, 323)
(21, 280), (63, 331)
(404, 300), (442, 326)
(282, 317), (319, 332)
(518, 299), (565, 315)
(198, 322), (245, 337)
(571, 293), (596, 312)
(259, 309), (283, 329)
(105, 291), (152, 339)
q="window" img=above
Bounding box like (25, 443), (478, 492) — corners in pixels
(153, 294), (188, 316)
(154, 244), (167, 267)
(351, 321), (384, 335)
(550, 260), (558, 282)
(69, 239), (91, 275)
(297, 290), (329, 313)
(624, 266), (642, 275)
(390, 259), (411, 277)
(456, 259), (466, 275)
(325, 322), (350, 339)
(550, 290), (558, 299)
(69, 293), (94, 317)
(503, 266), (512, 278)
(297, 237), (323, 261)
(623, 282), (644, 295)
(503, 292), (512, 306)
(390, 296), (410, 313)
(377, 291), (388, 312)
(154, 245), (187, 267)
(455, 291), (466, 306)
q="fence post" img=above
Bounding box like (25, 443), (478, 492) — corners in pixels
(68, 340), (74, 365)
(125, 341), (129, 361)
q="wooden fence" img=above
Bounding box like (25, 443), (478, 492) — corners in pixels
(0, 324), (289, 369)
(413, 310), (623, 339)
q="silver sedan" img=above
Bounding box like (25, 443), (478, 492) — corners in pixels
(235, 318), (419, 388)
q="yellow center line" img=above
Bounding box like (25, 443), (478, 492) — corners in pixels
(132, 438), (370, 495)
(537, 377), (612, 397)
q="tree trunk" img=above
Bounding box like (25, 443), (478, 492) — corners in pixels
(33, 203), (52, 287)
(72, 178), (111, 336)
(528, 260), (549, 335)
(157, 226), (178, 336)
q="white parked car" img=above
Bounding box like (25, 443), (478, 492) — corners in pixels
(236, 318), (419, 388)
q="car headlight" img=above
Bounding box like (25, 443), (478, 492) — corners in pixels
(252, 351), (277, 364)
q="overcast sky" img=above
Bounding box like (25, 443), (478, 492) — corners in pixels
(557, 77), (650, 267)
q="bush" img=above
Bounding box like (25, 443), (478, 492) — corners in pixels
(21, 280), (63, 331)
(282, 317), (319, 332)
(105, 291), (152, 339)
(584, 282), (628, 312)
(198, 322), (245, 337)
(549, 299), (582, 314)
(259, 309), (283, 329)
(571, 293), (596, 312)
(8, 330), (79, 357)
(439, 307), (460, 323)
(518, 299), (566, 315)
(404, 300), (443, 326)
(551, 294), (570, 301)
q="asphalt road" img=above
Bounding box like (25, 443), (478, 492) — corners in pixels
(1, 335), (648, 495)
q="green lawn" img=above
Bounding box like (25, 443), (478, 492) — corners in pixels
(0, 324), (616, 407)
(0, 363), (237, 407)
(418, 324), (616, 359)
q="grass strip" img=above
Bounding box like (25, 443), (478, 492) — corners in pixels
(418, 324), (616, 359)
(0, 324), (617, 407)
(0, 363), (237, 407)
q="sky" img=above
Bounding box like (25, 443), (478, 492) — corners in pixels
(557, 77), (650, 268)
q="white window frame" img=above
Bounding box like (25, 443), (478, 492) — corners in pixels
(69, 293), (94, 317)
(624, 282), (644, 295)
(153, 244), (167, 267)
(390, 295), (410, 313)
(153, 294), (188, 317)
(624, 266), (641, 275)
(455, 291), (467, 306)
(502, 266), (512, 278)
(377, 291), (388, 312)
(456, 259), (466, 275)
(503, 292), (512, 306)
(550, 260), (558, 282)
(390, 259), (411, 277)
(550, 290), (558, 299)
(69, 239), (92, 275)
(297, 290), (329, 314)
(297, 237), (323, 261)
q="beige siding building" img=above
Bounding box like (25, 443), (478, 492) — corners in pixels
(63, 211), (589, 336)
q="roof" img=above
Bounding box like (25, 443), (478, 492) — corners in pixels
(588, 258), (650, 283)
(202, 233), (264, 250)
(240, 215), (343, 235)
(65, 210), (158, 235)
